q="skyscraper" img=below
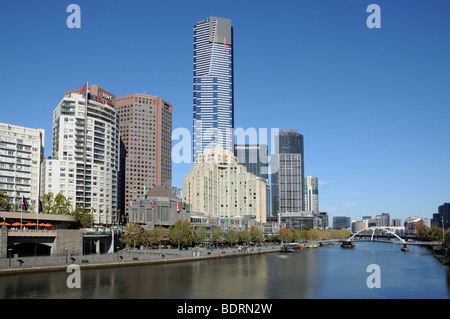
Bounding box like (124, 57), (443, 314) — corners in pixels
(304, 176), (319, 212)
(193, 16), (234, 162)
(271, 129), (305, 216)
(114, 93), (172, 216)
(44, 84), (120, 225)
(234, 144), (269, 181)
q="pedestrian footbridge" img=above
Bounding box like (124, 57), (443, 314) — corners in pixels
(348, 226), (442, 249)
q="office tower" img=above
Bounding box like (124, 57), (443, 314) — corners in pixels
(234, 144), (268, 180)
(44, 84), (120, 225)
(182, 147), (267, 223)
(271, 129), (305, 216)
(333, 216), (351, 229)
(304, 176), (319, 212)
(375, 213), (390, 227)
(0, 123), (45, 213)
(114, 94), (172, 216)
(432, 203), (450, 229)
(391, 218), (402, 227)
(193, 16), (234, 161)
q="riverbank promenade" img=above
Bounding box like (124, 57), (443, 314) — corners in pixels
(0, 244), (282, 275)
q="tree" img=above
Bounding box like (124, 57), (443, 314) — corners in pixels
(239, 228), (251, 244)
(51, 193), (72, 215)
(120, 222), (145, 249)
(211, 226), (223, 247)
(0, 190), (9, 211)
(146, 226), (167, 248)
(292, 229), (302, 242)
(194, 226), (207, 246)
(40, 192), (54, 214)
(168, 220), (195, 249)
(250, 226), (263, 243)
(445, 229), (450, 250)
(72, 204), (92, 228)
(277, 228), (293, 243)
(227, 229), (239, 245)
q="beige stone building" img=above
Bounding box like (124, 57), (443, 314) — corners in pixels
(182, 147), (267, 223)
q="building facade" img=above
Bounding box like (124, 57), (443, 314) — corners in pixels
(193, 16), (234, 161)
(234, 144), (270, 218)
(182, 147), (267, 223)
(304, 176), (319, 212)
(114, 94), (172, 216)
(432, 203), (450, 229)
(404, 216), (424, 234)
(0, 123), (45, 213)
(333, 216), (351, 229)
(129, 186), (190, 230)
(271, 129), (305, 216)
(43, 84), (120, 225)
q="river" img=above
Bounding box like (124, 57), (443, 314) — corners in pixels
(1, 242), (449, 299)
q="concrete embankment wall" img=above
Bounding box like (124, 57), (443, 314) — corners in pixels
(0, 246), (281, 276)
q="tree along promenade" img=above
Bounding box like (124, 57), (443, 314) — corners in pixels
(0, 244), (282, 275)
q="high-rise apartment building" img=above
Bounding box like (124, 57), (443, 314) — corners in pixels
(0, 123), (44, 213)
(182, 147), (267, 223)
(234, 144), (270, 218)
(193, 16), (234, 161)
(271, 129), (305, 216)
(304, 176), (319, 212)
(43, 84), (120, 225)
(114, 94), (172, 216)
(234, 144), (269, 181)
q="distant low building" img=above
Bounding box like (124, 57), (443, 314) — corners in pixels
(352, 221), (368, 233)
(404, 216), (424, 234)
(333, 216), (351, 229)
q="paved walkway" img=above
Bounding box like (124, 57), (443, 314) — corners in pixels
(0, 244), (282, 274)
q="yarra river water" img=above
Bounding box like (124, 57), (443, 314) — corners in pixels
(1, 242), (449, 299)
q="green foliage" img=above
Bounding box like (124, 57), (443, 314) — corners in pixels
(168, 219), (195, 248)
(120, 222), (145, 248)
(416, 225), (445, 242)
(40, 192), (72, 215)
(0, 190), (9, 211)
(145, 226), (167, 248)
(211, 226), (223, 246)
(250, 226), (264, 243)
(194, 226), (207, 245)
(72, 204), (92, 228)
(238, 228), (251, 244)
(226, 229), (239, 245)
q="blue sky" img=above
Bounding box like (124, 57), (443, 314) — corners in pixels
(1, 0), (449, 223)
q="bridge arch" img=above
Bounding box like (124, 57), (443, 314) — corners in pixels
(349, 226), (405, 243)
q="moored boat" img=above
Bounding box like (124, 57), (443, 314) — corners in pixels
(340, 241), (355, 248)
(281, 243), (303, 252)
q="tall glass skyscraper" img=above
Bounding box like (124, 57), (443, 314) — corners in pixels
(304, 176), (319, 212)
(271, 129), (305, 216)
(193, 16), (234, 162)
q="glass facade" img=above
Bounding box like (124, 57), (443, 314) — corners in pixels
(193, 16), (234, 162)
(304, 176), (319, 212)
(271, 129), (305, 216)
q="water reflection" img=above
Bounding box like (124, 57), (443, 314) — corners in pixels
(0, 242), (449, 299)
